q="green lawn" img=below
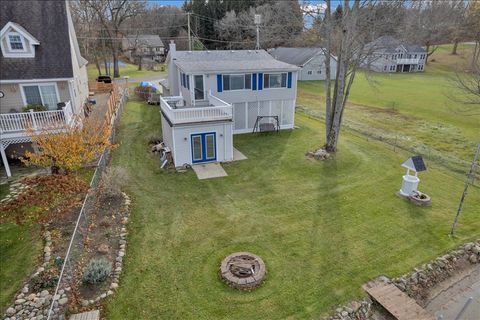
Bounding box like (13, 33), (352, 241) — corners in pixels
(87, 62), (167, 82)
(0, 223), (42, 312)
(297, 44), (479, 173)
(105, 101), (479, 319)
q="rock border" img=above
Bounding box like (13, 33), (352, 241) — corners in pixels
(324, 239), (480, 320)
(3, 230), (69, 320)
(220, 252), (266, 290)
(79, 193), (131, 308)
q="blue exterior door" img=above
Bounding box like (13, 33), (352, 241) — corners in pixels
(191, 132), (216, 163)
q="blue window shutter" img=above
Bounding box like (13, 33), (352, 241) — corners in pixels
(258, 73), (263, 90)
(287, 72), (292, 88)
(252, 73), (257, 90)
(217, 74), (223, 92)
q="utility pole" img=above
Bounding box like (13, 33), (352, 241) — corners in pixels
(254, 14), (261, 50)
(450, 144), (480, 236)
(188, 12), (192, 51)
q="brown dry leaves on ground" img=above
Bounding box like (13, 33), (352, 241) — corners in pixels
(0, 175), (88, 225)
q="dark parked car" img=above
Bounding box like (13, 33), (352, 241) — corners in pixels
(96, 75), (112, 83)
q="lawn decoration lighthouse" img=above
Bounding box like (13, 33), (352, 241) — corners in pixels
(399, 156), (426, 196)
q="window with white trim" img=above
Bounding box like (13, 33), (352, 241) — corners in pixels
(317, 70), (322, 74)
(222, 74), (251, 91)
(307, 71), (312, 75)
(264, 73), (287, 89)
(8, 33), (24, 50)
(22, 84), (59, 110)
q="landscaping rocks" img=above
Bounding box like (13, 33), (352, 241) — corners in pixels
(306, 148), (330, 160)
(391, 239), (480, 301)
(77, 193), (131, 310)
(324, 239), (480, 320)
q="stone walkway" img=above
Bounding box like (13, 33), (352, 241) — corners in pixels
(233, 148), (248, 161)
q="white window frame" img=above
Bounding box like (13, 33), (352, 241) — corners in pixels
(7, 31), (27, 52)
(20, 82), (61, 109)
(263, 73), (287, 89)
(193, 74), (206, 102)
(307, 71), (313, 75)
(222, 73), (252, 91)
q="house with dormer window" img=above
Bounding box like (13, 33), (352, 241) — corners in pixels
(0, 0), (89, 177)
(159, 41), (299, 167)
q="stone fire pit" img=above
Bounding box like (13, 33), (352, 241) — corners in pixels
(220, 252), (266, 290)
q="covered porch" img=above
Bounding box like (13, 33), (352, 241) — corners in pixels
(0, 101), (74, 178)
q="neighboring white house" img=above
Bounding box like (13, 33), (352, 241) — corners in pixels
(363, 36), (427, 73)
(269, 47), (337, 81)
(121, 34), (165, 63)
(159, 41), (299, 167)
(0, 0), (89, 177)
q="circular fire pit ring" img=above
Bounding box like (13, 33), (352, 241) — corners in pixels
(220, 252), (266, 290)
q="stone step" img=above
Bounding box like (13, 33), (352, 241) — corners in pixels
(69, 310), (100, 320)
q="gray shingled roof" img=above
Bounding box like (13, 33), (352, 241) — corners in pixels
(124, 35), (164, 48)
(366, 36), (425, 54)
(173, 49), (299, 73)
(0, 0), (74, 80)
(269, 47), (332, 67)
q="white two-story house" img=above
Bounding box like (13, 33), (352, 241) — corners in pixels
(0, 0), (89, 177)
(363, 36), (427, 73)
(160, 41), (299, 167)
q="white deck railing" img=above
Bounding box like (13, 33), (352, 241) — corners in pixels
(160, 92), (232, 124)
(0, 101), (74, 138)
(396, 58), (420, 65)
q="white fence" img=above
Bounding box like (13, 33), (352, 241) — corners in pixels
(0, 101), (74, 136)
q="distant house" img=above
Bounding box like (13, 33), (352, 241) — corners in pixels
(159, 41), (299, 167)
(269, 47), (337, 81)
(122, 35), (165, 63)
(0, 0), (89, 177)
(363, 36), (426, 73)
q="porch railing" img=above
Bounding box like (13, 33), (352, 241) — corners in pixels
(0, 101), (74, 135)
(396, 58), (420, 65)
(160, 93), (232, 124)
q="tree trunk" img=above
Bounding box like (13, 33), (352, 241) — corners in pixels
(103, 55), (109, 75)
(425, 44), (430, 64)
(452, 40), (459, 55)
(324, 0), (332, 141)
(113, 52), (120, 78)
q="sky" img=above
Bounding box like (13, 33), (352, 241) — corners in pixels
(148, 0), (333, 27)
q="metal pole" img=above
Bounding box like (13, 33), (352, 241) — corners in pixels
(450, 144), (480, 236)
(256, 24), (260, 50)
(188, 12), (192, 51)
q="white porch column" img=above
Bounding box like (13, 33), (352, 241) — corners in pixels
(0, 144), (11, 178)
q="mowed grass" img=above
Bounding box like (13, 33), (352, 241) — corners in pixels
(0, 223), (42, 313)
(87, 62), (167, 82)
(105, 101), (480, 319)
(297, 43), (479, 171)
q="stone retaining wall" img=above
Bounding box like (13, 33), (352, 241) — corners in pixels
(325, 239), (480, 320)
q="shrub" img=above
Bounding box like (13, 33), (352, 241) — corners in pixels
(31, 269), (59, 291)
(22, 104), (47, 112)
(82, 258), (112, 284)
(101, 166), (129, 199)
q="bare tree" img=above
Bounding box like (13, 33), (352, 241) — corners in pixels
(403, 1), (452, 64)
(85, 0), (146, 77)
(322, 0), (385, 152)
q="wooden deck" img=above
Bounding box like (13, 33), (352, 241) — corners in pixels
(362, 281), (435, 320)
